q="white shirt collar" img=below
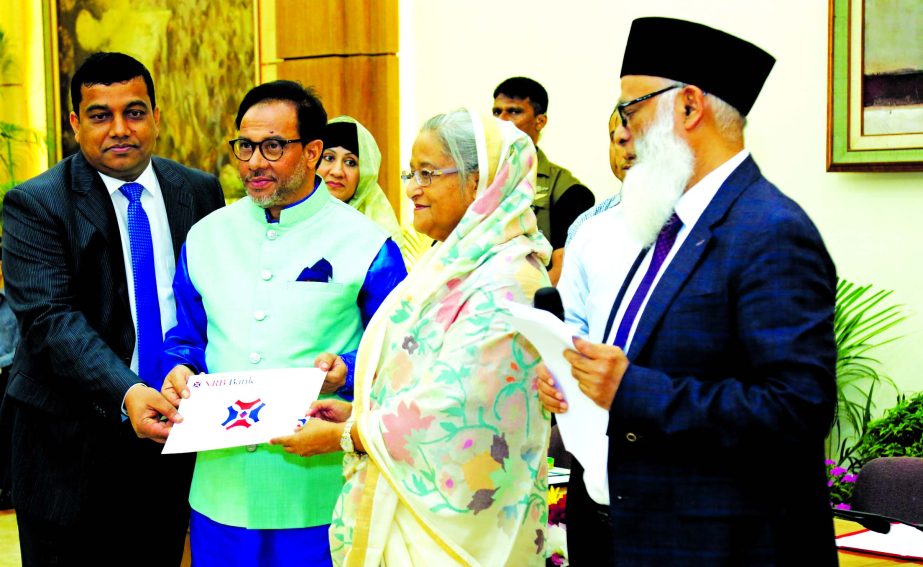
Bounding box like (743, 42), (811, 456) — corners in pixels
(674, 149), (749, 229)
(98, 160), (160, 197)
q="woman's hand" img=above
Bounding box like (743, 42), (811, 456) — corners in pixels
(537, 363), (568, 414)
(308, 399), (353, 423)
(316, 352), (348, 394)
(270, 418), (342, 457)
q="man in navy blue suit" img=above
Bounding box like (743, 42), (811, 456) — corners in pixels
(540, 18), (837, 566)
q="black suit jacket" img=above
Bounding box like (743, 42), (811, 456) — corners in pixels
(0, 152), (224, 523)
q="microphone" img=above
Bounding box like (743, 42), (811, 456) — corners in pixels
(534, 287), (564, 322)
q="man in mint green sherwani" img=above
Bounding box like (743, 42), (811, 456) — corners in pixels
(161, 81), (406, 567)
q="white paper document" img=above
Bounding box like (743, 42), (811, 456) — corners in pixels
(162, 368), (326, 454)
(837, 523), (923, 560)
(503, 302), (611, 503)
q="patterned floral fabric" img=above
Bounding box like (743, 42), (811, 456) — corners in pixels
(329, 111), (553, 566)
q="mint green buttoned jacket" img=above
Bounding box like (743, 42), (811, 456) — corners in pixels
(183, 183), (387, 529)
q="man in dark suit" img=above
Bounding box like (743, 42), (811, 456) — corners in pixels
(539, 18), (838, 565)
(0, 52), (224, 565)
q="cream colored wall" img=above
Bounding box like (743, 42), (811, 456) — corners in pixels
(401, 0), (923, 402)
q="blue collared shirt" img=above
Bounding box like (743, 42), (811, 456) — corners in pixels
(565, 193), (622, 248)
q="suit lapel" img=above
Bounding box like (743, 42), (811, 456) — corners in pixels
(152, 157), (194, 258)
(72, 152), (117, 244)
(70, 152), (133, 321)
(626, 157), (762, 361)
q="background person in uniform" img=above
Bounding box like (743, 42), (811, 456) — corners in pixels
(492, 77), (593, 284)
(1, 52), (224, 566)
(539, 18), (838, 565)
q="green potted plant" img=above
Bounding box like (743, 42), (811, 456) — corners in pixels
(827, 280), (906, 463)
(830, 392), (923, 508)
(825, 279), (907, 507)
(0, 26), (44, 224)
(854, 393), (923, 465)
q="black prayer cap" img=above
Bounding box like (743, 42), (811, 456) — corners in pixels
(620, 17), (775, 116)
(320, 121), (359, 156)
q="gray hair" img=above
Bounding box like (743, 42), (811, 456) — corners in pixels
(421, 109), (479, 189)
(667, 83), (745, 145)
(706, 94), (745, 145)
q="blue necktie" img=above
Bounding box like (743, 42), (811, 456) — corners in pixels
(119, 182), (164, 389)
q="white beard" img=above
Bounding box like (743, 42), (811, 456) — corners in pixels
(619, 95), (695, 248)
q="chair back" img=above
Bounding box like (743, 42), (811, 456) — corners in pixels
(852, 457), (923, 524)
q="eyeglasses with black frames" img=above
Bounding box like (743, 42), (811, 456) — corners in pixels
(616, 84), (683, 129)
(400, 167), (459, 187)
(228, 138), (304, 162)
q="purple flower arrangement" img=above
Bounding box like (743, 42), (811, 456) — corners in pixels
(826, 459), (858, 509)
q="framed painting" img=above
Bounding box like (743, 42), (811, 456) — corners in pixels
(827, 0), (923, 171)
(48, 0), (259, 193)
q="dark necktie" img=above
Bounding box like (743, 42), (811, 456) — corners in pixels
(119, 182), (164, 389)
(612, 213), (682, 349)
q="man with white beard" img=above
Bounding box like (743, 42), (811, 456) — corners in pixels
(540, 17), (837, 566)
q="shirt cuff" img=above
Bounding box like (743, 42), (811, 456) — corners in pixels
(121, 382), (148, 417)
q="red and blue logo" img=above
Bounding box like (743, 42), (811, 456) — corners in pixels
(222, 399), (266, 430)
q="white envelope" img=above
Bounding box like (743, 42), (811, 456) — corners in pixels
(162, 368), (326, 454)
(502, 302), (611, 504)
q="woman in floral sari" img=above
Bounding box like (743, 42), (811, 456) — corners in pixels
(271, 109), (552, 566)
